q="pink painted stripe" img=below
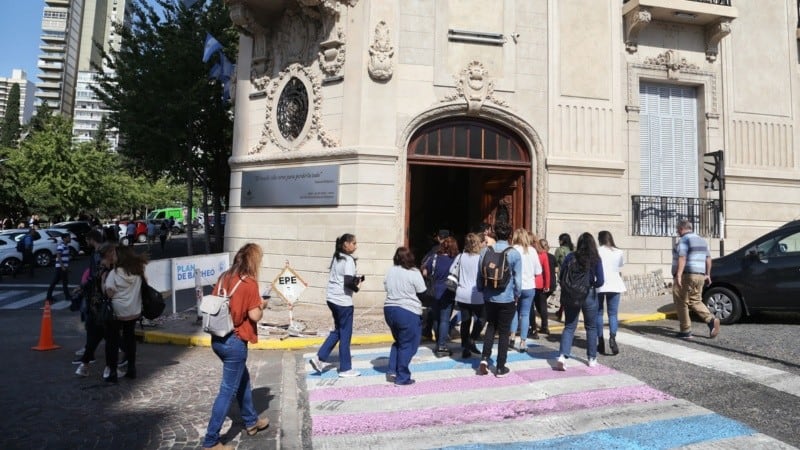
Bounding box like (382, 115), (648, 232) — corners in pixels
(312, 384), (673, 436)
(309, 365), (618, 402)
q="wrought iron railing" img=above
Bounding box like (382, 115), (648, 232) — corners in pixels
(624, 0), (731, 4)
(632, 195), (720, 238)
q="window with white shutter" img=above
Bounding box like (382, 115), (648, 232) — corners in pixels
(639, 83), (698, 198)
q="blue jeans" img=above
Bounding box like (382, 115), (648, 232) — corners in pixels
(384, 306), (421, 384)
(318, 302), (354, 372)
(509, 289), (535, 341)
(596, 292), (621, 337)
(203, 333), (258, 447)
(559, 288), (599, 360)
(432, 294), (454, 349)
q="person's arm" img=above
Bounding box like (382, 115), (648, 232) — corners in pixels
(247, 299), (269, 322)
(594, 260), (605, 288)
(539, 252), (550, 291)
(705, 256), (712, 284)
(675, 255), (686, 288)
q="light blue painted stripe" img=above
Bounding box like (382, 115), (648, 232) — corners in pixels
(442, 413), (755, 450)
(347, 343), (548, 361)
(307, 348), (560, 380)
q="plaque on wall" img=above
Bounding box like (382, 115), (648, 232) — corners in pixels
(241, 165), (340, 207)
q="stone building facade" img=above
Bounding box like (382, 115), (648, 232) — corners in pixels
(223, 0), (800, 306)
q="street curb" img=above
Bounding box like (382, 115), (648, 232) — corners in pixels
(137, 312), (675, 350)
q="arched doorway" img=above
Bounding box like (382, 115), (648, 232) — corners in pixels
(406, 118), (532, 260)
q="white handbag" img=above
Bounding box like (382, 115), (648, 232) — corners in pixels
(200, 277), (244, 337)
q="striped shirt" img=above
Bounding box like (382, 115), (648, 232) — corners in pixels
(55, 242), (71, 268)
(672, 232), (709, 275)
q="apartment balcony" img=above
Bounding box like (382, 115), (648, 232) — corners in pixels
(36, 90), (61, 100)
(631, 195), (720, 238)
(41, 34), (67, 44)
(38, 61), (63, 70)
(623, 0), (738, 61)
(37, 81), (62, 90)
(38, 71), (62, 81)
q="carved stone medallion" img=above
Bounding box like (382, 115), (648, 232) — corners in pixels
(368, 20), (393, 81)
(441, 60), (507, 114)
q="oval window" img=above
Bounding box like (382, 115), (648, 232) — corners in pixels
(276, 77), (309, 141)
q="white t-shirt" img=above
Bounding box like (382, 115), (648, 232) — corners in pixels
(597, 246), (626, 293)
(326, 253), (357, 307)
(513, 244), (542, 290)
(105, 268), (143, 320)
(454, 252), (483, 305)
(383, 265), (426, 315)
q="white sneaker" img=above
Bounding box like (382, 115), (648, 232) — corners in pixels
(117, 366), (128, 378)
(75, 363), (89, 377)
(556, 355), (567, 371)
(309, 356), (326, 373)
(338, 369), (361, 378)
(103, 366), (111, 378)
(588, 357), (598, 368)
(74, 348), (85, 356)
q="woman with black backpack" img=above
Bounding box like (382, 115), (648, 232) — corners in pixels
(555, 232), (604, 371)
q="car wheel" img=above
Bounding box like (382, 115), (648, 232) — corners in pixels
(137, 233), (147, 243)
(1, 257), (21, 275)
(120, 236), (130, 246)
(35, 250), (52, 267)
(703, 286), (742, 324)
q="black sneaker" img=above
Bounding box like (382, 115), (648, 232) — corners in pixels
(462, 349), (471, 359)
(495, 366), (510, 378)
(435, 347), (452, 358)
(72, 356), (95, 365)
(676, 331), (693, 340)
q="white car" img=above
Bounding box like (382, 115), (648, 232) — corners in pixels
(0, 229), (78, 267)
(0, 237), (23, 275)
(42, 228), (83, 257)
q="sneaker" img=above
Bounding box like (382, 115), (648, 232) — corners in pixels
(75, 363), (89, 377)
(708, 318), (720, 338)
(386, 373), (397, 383)
(103, 366), (111, 379)
(478, 359), (489, 376)
(74, 348), (85, 357)
(394, 379), (416, 386)
(118, 357), (128, 368)
(556, 355), (567, 371)
(513, 336), (522, 350)
(517, 339), (526, 353)
(338, 369), (361, 378)
(72, 355), (95, 365)
(468, 343), (481, 354)
(676, 331), (693, 340)
(116, 366), (128, 378)
(540, 328), (550, 335)
(435, 347), (452, 357)
(530, 331), (540, 340)
(495, 366), (510, 378)
(588, 357), (598, 368)
(309, 356), (324, 373)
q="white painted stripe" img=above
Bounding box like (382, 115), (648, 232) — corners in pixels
(618, 330), (800, 398)
(309, 373), (646, 416)
(50, 300), (71, 310)
(0, 290), (27, 301)
(676, 433), (798, 450)
(1, 292), (48, 309)
(313, 398), (704, 449)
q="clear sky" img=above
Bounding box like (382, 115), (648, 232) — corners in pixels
(0, 0), (46, 81)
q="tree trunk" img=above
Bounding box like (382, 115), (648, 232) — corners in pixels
(186, 164), (194, 256)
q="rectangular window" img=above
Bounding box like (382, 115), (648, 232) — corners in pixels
(639, 83), (698, 198)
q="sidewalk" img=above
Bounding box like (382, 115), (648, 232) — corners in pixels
(136, 292), (677, 350)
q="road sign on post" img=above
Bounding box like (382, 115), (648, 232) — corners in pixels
(271, 262), (308, 331)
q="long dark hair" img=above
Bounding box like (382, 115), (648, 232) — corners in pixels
(559, 233), (574, 251)
(330, 233), (356, 268)
(574, 232), (599, 270)
(598, 230), (617, 248)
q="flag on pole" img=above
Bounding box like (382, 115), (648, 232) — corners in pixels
(209, 62), (222, 80)
(219, 53), (234, 81)
(202, 33), (223, 63)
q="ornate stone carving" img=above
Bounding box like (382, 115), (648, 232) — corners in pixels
(624, 7), (652, 54)
(227, 0), (264, 35)
(368, 20), (394, 81)
(705, 20), (732, 62)
(441, 61), (507, 114)
(643, 50), (699, 80)
(250, 63), (338, 154)
(318, 28), (345, 77)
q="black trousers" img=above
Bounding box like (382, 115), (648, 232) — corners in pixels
(481, 301), (516, 369)
(458, 303), (484, 348)
(47, 267), (71, 301)
(106, 318), (137, 373)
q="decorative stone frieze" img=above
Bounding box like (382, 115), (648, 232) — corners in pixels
(624, 7), (651, 53)
(367, 20), (393, 81)
(705, 20), (732, 62)
(441, 61), (507, 114)
(643, 50), (699, 80)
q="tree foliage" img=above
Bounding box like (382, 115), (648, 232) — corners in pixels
(0, 83), (21, 147)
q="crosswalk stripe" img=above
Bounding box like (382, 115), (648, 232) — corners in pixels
(50, 300), (71, 310)
(1, 292), (48, 309)
(618, 330), (800, 398)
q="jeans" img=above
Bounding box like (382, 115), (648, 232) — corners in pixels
(47, 267), (71, 301)
(318, 302), (354, 372)
(481, 301), (516, 369)
(559, 288), (599, 360)
(384, 306), (422, 384)
(509, 289), (535, 341)
(596, 292), (621, 337)
(203, 333), (259, 448)
(105, 318), (137, 374)
(431, 294), (455, 349)
(458, 303), (484, 349)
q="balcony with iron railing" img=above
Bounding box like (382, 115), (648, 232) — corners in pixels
(631, 195), (720, 238)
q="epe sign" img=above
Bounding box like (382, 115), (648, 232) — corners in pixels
(271, 266), (307, 304)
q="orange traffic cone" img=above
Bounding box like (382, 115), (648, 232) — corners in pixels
(32, 301), (61, 351)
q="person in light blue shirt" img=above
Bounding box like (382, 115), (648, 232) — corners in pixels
(476, 221), (521, 378)
(672, 219), (719, 339)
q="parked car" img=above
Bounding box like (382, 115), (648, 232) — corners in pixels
(52, 220), (93, 251)
(118, 220), (148, 245)
(42, 228), (83, 258)
(0, 229), (62, 267)
(703, 220), (800, 324)
(0, 237), (23, 275)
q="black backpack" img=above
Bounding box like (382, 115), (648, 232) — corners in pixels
(481, 246), (513, 289)
(560, 258), (591, 307)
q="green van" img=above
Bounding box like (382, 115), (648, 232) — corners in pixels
(146, 208), (200, 233)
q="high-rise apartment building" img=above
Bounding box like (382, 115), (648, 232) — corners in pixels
(36, 0), (84, 116)
(0, 70), (36, 126)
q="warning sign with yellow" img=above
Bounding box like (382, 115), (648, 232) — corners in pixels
(271, 265), (307, 305)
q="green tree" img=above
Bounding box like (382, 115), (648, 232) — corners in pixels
(26, 102), (53, 134)
(0, 83), (21, 147)
(92, 115), (110, 151)
(95, 0), (237, 253)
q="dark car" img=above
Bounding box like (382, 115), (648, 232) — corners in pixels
(703, 220), (800, 324)
(53, 221), (93, 251)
